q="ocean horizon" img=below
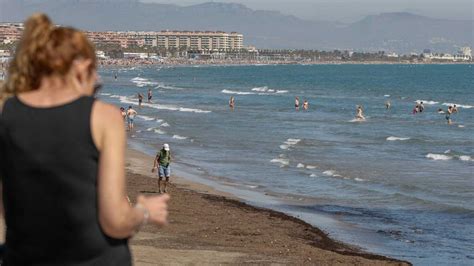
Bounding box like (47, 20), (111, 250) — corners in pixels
(98, 64), (473, 265)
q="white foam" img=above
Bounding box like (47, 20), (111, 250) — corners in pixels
(270, 158), (290, 167)
(280, 145), (289, 150)
(160, 122), (170, 127)
(284, 138), (301, 145)
(444, 150), (451, 154)
(146, 127), (154, 132)
(131, 77), (158, 87)
(306, 165), (317, 169)
(296, 163), (305, 168)
(349, 118), (365, 123)
(100, 93), (111, 96)
(251, 86), (268, 92)
(386, 136), (410, 141)
(323, 170), (336, 176)
(158, 84), (184, 90)
(136, 115), (155, 121)
(172, 135), (188, 140)
(442, 103), (473, 109)
(116, 96), (211, 114)
(426, 153), (452, 161)
(223, 88), (288, 95)
(154, 129), (166, 135)
(221, 89), (255, 95)
(415, 100), (438, 105)
(309, 174), (317, 178)
(384, 95), (390, 97)
(459, 155), (473, 162)
(355, 178), (366, 182)
(458, 125), (465, 128)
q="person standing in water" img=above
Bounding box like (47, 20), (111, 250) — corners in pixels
(413, 103), (419, 114)
(419, 101), (425, 113)
(147, 88), (153, 103)
(385, 100), (391, 110)
(138, 93), (144, 107)
(229, 96), (235, 109)
(303, 100), (309, 110)
(152, 144), (172, 193)
(120, 107), (127, 120)
(446, 106), (453, 125)
(355, 105), (365, 120)
(452, 104), (458, 113)
(295, 96), (300, 111)
(126, 106), (137, 131)
(0, 13), (168, 265)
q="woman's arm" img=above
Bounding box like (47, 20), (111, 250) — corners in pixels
(92, 101), (169, 239)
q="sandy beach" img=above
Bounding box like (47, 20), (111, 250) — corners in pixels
(0, 147), (409, 265)
(125, 148), (409, 265)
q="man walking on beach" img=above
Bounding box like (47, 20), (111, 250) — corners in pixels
(152, 144), (172, 193)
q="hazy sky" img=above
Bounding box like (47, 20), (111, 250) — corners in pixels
(142, 0), (473, 22)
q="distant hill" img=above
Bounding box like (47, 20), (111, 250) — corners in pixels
(0, 0), (472, 53)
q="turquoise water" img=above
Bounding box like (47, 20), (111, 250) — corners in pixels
(98, 64), (473, 265)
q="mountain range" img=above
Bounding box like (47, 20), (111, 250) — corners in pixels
(0, 0), (472, 53)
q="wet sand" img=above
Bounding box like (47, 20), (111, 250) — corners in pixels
(126, 149), (410, 265)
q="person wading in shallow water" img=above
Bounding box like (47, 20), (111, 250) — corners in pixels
(152, 144), (172, 193)
(147, 88), (153, 103)
(0, 13), (169, 265)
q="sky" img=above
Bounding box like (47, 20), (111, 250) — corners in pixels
(142, 0), (473, 22)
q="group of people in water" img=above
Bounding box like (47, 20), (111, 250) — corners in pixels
(136, 88), (153, 108)
(228, 95), (459, 125)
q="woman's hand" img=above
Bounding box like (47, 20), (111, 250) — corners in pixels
(137, 194), (170, 226)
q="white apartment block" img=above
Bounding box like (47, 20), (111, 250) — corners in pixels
(156, 31), (243, 51)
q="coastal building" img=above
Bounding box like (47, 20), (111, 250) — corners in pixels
(157, 31), (243, 51)
(0, 23), (23, 44)
(84, 30), (244, 51)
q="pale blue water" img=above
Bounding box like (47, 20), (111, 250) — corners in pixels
(98, 64), (473, 265)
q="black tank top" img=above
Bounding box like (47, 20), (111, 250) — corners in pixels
(0, 96), (131, 265)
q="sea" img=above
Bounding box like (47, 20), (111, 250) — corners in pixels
(97, 64), (473, 265)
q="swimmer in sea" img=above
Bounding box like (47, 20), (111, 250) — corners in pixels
(413, 104), (419, 114)
(385, 101), (391, 110)
(138, 93), (144, 107)
(303, 100), (309, 110)
(147, 88), (153, 103)
(355, 105), (365, 120)
(419, 101), (425, 113)
(229, 96), (235, 109)
(437, 108), (445, 114)
(446, 106), (453, 125)
(114, 73), (117, 80)
(452, 104), (458, 113)
(295, 96), (300, 111)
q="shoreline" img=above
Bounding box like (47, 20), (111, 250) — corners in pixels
(97, 58), (473, 68)
(125, 147), (410, 265)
